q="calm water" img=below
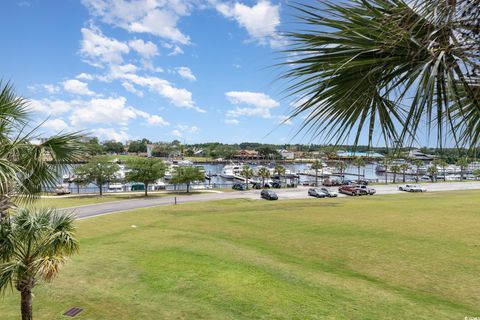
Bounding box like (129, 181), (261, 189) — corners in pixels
(53, 162), (391, 194)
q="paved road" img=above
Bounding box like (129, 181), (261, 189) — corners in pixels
(64, 181), (480, 219)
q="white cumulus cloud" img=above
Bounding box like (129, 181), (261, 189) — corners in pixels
(91, 127), (130, 141)
(225, 91), (280, 120)
(41, 119), (70, 132)
(82, 0), (193, 45)
(176, 67), (196, 81)
(128, 39), (159, 58)
(217, 0), (284, 48)
(80, 26), (130, 66)
(29, 99), (72, 116)
(63, 79), (95, 96)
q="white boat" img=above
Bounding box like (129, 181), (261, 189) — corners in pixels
(176, 160), (193, 166)
(151, 180), (166, 190)
(220, 163), (243, 179)
(108, 183), (124, 192)
(302, 163), (333, 176)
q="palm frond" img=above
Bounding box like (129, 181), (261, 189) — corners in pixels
(281, 0), (479, 149)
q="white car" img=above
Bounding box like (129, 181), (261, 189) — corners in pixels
(53, 185), (71, 195)
(398, 184), (427, 192)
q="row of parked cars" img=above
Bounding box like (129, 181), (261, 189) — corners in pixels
(259, 183), (427, 201)
(233, 181), (283, 191)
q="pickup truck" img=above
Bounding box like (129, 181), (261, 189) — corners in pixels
(398, 184), (427, 192)
(338, 185), (360, 196)
(354, 185), (376, 195)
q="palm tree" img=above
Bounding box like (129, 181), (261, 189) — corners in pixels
(412, 160), (424, 182)
(257, 167), (270, 187)
(240, 164), (254, 189)
(311, 160), (323, 187)
(0, 82), (84, 221)
(281, 0), (479, 149)
(274, 165), (286, 187)
(399, 163), (409, 183)
(456, 157), (470, 181)
(390, 165), (400, 183)
(335, 161), (347, 181)
(436, 159), (449, 181)
(0, 208), (79, 320)
(383, 157), (393, 184)
(352, 157), (365, 181)
(427, 165), (438, 182)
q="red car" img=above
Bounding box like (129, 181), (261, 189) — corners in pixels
(338, 185), (360, 196)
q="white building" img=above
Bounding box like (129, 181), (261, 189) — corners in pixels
(278, 149), (295, 160)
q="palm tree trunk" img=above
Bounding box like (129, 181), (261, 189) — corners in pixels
(186, 182), (190, 193)
(315, 169), (318, 187)
(0, 194), (14, 222)
(99, 183), (103, 196)
(393, 173), (396, 183)
(21, 288), (33, 320)
(144, 183), (148, 196)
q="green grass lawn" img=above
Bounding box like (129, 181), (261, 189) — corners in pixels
(36, 189), (233, 208)
(3, 191), (480, 319)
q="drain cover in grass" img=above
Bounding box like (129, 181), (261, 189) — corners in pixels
(63, 307), (83, 317)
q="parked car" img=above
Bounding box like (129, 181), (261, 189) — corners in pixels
(271, 181), (282, 189)
(398, 184), (427, 192)
(261, 189), (278, 200)
(232, 183), (246, 191)
(53, 184), (71, 195)
(341, 179), (354, 185)
(319, 187), (338, 197)
(323, 177), (342, 186)
(338, 185), (360, 196)
(308, 188), (327, 198)
(251, 182), (263, 189)
(355, 179), (369, 185)
(354, 185), (376, 195)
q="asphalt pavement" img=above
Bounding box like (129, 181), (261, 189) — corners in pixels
(60, 181), (480, 219)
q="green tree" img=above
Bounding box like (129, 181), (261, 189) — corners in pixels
(125, 157), (166, 196)
(256, 146), (280, 160)
(352, 157), (366, 180)
(0, 82), (84, 221)
(170, 166), (205, 193)
(103, 140), (124, 154)
(128, 139), (150, 153)
(390, 165), (400, 184)
(473, 169), (480, 179)
(311, 160), (323, 187)
(74, 157), (119, 196)
(240, 165), (254, 190)
(282, 0), (479, 148)
(335, 161), (347, 181)
(383, 157), (393, 184)
(257, 167), (270, 187)
(412, 160), (424, 182)
(83, 137), (103, 156)
(0, 208), (79, 320)
(435, 159), (449, 181)
(274, 165), (286, 187)
(456, 157), (470, 181)
(427, 166), (438, 182)
(399, 163), (409, 183)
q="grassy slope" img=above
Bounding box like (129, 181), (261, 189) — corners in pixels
(36, 190), (233, 209)
(3, 191), (480, 319)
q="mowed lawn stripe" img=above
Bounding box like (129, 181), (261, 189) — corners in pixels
(2, 191), (480, 319)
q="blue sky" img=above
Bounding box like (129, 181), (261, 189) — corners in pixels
(2, 0), (311, 144)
